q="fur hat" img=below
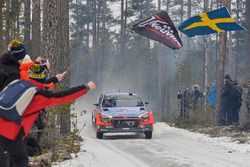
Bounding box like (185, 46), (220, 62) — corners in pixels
(8, 39), (26, 60)
(192, 84), (200, 90)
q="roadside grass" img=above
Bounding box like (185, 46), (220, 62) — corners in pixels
(29, 98), (84, 166)
(167, 107), (250, 144)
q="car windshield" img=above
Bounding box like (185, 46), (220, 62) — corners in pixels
(102, 95), (144, 108)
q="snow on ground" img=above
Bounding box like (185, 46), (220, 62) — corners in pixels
(53, 98), (250, 167)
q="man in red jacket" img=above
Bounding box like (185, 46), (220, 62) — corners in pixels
(0, 80), (96, 167)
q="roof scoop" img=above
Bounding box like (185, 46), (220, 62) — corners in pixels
(140, 108), (145, 110)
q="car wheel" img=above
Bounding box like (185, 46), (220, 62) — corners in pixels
(145, 131), (152, 139)
(96, 132), (103, 139)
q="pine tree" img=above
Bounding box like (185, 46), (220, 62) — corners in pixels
(246, 0), (250, 79)
(0, 0), (3, 52)
(24, 0), (31, 52)
(31, 0), (41, 58)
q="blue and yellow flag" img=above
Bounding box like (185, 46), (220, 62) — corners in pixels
(178, 7), (246, 37)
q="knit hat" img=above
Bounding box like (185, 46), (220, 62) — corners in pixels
(28, 63), (49, 83)
(8, 39), (26, 60)
(224, 74), (232, 81)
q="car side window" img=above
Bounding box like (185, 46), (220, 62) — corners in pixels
(98, 95), (103, 107)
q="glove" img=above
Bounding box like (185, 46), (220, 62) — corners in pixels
(86, 81), (96, 90)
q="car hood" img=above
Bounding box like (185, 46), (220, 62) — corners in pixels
(101, 107), (147, 118)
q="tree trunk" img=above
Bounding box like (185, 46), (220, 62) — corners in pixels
(43, 0), (57, 71)
(86, 0), (90, 78)
(188, 0), (191, 18)
(24, 0), (31, 52)
(12, 0), (20, 39)
(92, 0), (97, 48)
(235, 0), (240, 79)
(204, 0), (209, 107)
(187, 0), (192, 49)
(216, 32), (227, 125)
(86, 0), (90, 52)
(246, 0), (250, 79)
(180, 0), (184, 23)
(57, 0), (70, 134)
(157, 0), (163, 120)
(96, 0), (100, 46)
(204, 37), (209, 100)
(5, 0), (11, 43)
(31, 0), (41, 58)
(0, 0), (3, 52)
(215, 0), (230, 125)
(16, 2), (20, 39)
(158, 0), (161, 11)
(90, 0), (97, 80)
(227, 0), (235, 79)
(120, 0), (125, 67)
(99, 0), (108, 85)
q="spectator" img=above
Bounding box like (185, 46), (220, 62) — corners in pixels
(207, 83), (217, 107)
(230, 80), (243, 125)
(191, 84), (203, 111)
(221, 74), (234, 125)
(177, 85), (191, 118)
(0, 39), (26, 91)
(242, 81), (250, 115)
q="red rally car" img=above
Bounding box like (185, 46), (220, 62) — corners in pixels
(92, 93), (154, 139)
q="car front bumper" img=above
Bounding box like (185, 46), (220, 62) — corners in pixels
(97, 124), (153, 133)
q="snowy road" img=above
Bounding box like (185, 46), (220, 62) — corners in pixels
(54, 98), (250, 167)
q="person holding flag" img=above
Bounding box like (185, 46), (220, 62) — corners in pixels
(0, 40), (97, 167)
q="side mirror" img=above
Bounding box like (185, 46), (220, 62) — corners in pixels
(145, 102), (149, 105)
(94, 103), (99, 107)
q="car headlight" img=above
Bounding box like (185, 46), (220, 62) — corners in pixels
(139, 112), (149, 122)
(101, 113), (112, 122)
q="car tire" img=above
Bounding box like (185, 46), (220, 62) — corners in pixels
(96, 132), (103, 139)
(145, 131), (152, 139)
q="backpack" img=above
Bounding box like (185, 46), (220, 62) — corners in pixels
(0, 80), (38, 124)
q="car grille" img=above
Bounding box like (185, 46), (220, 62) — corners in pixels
(112, 119), (140, 128)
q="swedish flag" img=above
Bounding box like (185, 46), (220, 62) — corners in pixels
(178, 7), (246, 37)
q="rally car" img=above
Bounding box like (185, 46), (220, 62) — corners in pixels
(92, 93), (154, 139)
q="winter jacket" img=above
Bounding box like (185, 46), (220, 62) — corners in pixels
(20, 62), (35, 80)
(231, 85), (243, 108)
(0, 53), (20, 91)
(191, 90), (203, 102)
(20, 62), (56, 89)
(207, 85), (217, 106)
(246, 89), (250, 111)
(246, 89), (250, 102)
(0, 84), (88, 140)
(221, 81), (234, 106)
